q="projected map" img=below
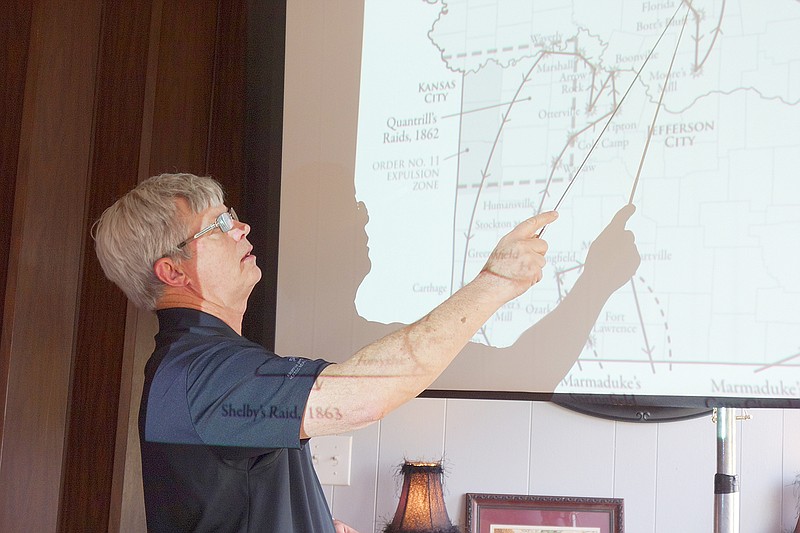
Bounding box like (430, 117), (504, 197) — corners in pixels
(353, 0), (800, 398)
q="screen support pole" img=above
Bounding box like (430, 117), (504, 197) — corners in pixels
(713, 407), (739, 533)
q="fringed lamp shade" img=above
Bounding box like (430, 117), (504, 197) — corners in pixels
(384, 462), (460, 533)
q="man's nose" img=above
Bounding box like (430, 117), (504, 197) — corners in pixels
(229, 219), (250, 240)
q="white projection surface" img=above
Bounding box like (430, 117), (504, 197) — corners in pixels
(350, 0), (800, 403)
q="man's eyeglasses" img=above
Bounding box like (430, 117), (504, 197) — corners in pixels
(177, 208), (238, 249)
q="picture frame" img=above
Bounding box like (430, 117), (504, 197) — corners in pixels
(466, 493), (624, 533)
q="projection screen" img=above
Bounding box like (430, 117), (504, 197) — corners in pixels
(276, 0), (800, 408)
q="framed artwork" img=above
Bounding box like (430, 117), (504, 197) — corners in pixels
(466, 493), (623, 533)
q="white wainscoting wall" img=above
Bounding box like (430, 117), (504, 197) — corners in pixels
(319, 398), (800, 533)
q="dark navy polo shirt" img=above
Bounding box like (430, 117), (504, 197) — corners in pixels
(139, 308), (335, 533)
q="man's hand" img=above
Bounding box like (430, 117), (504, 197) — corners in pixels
(481, 210), (558, 298)
(333, 519), (360, 533)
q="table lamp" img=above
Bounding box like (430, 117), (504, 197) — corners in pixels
(383, 461), (460, 533)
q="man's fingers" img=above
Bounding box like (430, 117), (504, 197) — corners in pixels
(608, 203), (636, 230)
(515, 210), (559, 238)
(333, 519), (360, 533)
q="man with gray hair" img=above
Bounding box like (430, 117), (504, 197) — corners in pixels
(94, 172), (556, 533)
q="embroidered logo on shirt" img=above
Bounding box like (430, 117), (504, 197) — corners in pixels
(286, 358), (307, 379)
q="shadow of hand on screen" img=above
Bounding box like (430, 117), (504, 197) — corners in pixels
(431, 203), (642, 392)
(582, 203), (641, 294)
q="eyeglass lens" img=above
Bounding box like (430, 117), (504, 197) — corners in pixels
(219, 208), (238, 232)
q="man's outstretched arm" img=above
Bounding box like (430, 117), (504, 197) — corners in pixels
(301, 211), (558, 438)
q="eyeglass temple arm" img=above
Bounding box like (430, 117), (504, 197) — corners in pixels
(177, 223), (219, 249)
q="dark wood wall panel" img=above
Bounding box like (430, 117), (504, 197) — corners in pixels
(0, 0), (34, 450)
(0, 0), (103, 531)
(149, 0), (219, 175)
(0, 0), (248, 530)
(147, 0), (245, 206)
(207, 1), (246, 207)
(58, 1), (155, 531)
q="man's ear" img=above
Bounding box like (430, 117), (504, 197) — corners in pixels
(153, 257), (189, 287)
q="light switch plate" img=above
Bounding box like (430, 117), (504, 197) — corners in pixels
(310, 435), (352, 486)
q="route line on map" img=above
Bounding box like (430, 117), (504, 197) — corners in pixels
(457, 51), (554, 345)
(454, 2), (684, 344)
(456, 44), (618, 292)
(686, 0), (726, 74)
(576, 9), (687, 374)
(441, 97), (531, 119)
(537, 1), (688, 237)
(454, 45), (616, 344)
(754, 352), (800, 374)
(451, 1), (693, 353)
(629, 7), (690, 204)
(631, 277), (657, 374)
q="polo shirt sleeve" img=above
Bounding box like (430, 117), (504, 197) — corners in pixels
(186, 341), (331, 449)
